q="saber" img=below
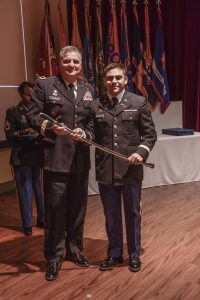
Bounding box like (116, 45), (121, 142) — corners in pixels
(39, 113), (155, 169)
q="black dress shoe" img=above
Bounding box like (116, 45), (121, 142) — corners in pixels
(24, 227), (32, 236)
(45, 262), (61, 281)
(37, 221), (44, 228)
(129, 256), (141, 272)
(100, 256), (123, 271)
(66, 252), (90, 267)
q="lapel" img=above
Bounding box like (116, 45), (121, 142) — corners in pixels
(98, 91), (132, 116)
(114, 91), (132, 117)
(54, 77), (90, 106)
(53, 75), (74, 104)
(76, 81), (87, 105)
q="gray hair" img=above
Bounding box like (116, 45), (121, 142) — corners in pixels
(59, 45), (82, 60)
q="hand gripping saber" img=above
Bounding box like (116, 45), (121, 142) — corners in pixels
(39, 113), (155, 169)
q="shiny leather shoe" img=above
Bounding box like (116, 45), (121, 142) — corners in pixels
(66, 252), (90, 267)
(100, 256), (123, 271)
(37, 221), (44, 228)
(129, 256), (141, 272)
(45, 262), (61, 281)
(24, 227), (32, 236)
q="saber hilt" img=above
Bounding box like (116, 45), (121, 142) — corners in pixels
(39, 113), (155, 169)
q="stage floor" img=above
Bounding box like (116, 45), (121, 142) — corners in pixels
(1, 182), (200, 299)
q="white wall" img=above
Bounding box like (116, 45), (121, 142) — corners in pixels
(152, 101), (182, 133)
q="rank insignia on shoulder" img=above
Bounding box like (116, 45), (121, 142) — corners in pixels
(4, 120), (10, 131)
(38, 76), (46, 80)
(8, 105), (16, 110)
(83, 90), (93, 101)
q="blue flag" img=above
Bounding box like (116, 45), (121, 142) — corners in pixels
(83, 37), (95, 86)
(82, 1), (95, 86)
(152, 8), (170, 113)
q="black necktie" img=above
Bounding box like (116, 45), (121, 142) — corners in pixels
(111, 97), (118, 109)
(68, 83), (75, 101)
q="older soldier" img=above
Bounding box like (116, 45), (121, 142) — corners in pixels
(73, 63), (157, 272)
(27, 46), (94, 281)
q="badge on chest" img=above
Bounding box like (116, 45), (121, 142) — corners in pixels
(96, 108), (104, 119)
(20, 115), (27, 123)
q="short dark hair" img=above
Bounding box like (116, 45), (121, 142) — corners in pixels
(18, 81), (34, 95)
(103, 63), (127, 78)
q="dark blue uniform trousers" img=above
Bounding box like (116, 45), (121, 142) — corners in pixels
(98, 182), (142, 258)
(13, 166), (43, 229)
(43, 170), (89, 262)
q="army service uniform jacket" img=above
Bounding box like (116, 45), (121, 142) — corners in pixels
(85, 91), (157, 185)
(27, 75), (94, 174)
(4, 102), (43, 166)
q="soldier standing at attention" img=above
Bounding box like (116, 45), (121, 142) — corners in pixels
(71, 63), (157, 272)
(4, 81), (44, 236)
(27, 46), (94, 281)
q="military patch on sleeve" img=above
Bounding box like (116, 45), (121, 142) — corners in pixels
(4, 120), (10, 131)
(83, 89), (93, 101)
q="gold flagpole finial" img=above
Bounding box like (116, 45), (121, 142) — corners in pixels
(156, 0), (162, 7)
(85, 0), (90, 8)
(133, 0), (138, 6)
(110, 0), (115, 8)
(144, 0), (149, 5)
(96, 0), (102, 5)
(120, 0), (126, 5)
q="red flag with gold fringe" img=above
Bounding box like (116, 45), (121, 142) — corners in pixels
(57, 0), (68, 49)
(36, 0), (58, 77)
(105, 0), (120, 64)
(71, 0), (82, 52)
(131, 1), (145, 95)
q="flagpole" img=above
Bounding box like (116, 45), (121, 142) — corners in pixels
(110, 0), (115, 8)
(156, 0), (162, 9)
(19, 0), (28, 81)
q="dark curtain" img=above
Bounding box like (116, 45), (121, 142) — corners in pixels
(182, 0), (200, 131)
(67, 0), (200, 130)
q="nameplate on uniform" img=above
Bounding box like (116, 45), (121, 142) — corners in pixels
(49, 96), (61, 101)
(96, 113), (104, 118)
(124, 109), (138, 112)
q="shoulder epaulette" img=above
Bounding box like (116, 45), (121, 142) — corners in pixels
(85, 82), (93, 88)
(8, 105), (17, 111)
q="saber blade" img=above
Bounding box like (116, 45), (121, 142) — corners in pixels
(39, 113), (155, 169)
